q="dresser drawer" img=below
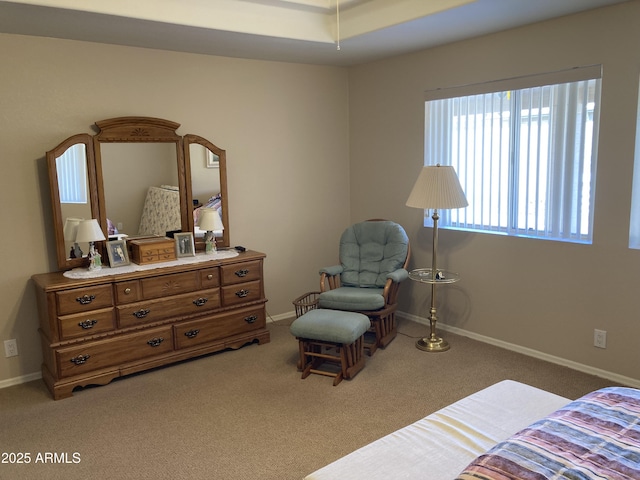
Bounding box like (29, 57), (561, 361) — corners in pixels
(56, 326), (173, 378)
(175, 306), (266, 349)
(58, 308), (116, 340)
(221, 280), (262, 307)
(114, 280), (141, 304)
(56, 284), (114, 315)
(200, 267), (220, 288)
(117, 288), (221, 328)
(140, 272), (199, 299)
(221, 260), (262, 285)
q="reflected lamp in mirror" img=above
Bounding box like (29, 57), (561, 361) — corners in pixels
(63, 217), (84, 259)
(198, 208), (224, 254)
(75, 219), (106, 270)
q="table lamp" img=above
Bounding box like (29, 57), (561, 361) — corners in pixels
(198, 208), (224, 254)
(63, 217), (83, 258)
(406, 164), (468, 352)
(75, 219), (106, 270)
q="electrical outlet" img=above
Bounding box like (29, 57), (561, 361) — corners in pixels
(594, 329), (607, 349)
(4, 339), (18, 357)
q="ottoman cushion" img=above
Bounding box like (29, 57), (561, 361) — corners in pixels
(290, 309), (370, 344)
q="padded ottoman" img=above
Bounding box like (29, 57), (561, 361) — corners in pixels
(290, 309), (370, 385)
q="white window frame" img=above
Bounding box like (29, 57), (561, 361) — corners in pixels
(424, 65), (602, 244)
(629, 78), (640, 249)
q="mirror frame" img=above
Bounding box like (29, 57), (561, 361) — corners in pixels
(184, 134), (230, 250)
(46, 133), (100, 270)
(46, 117), (230, 270)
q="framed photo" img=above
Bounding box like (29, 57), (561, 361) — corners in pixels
(175, 232), (195, 257)
(106, 239), (130, 267)
(206, 150), (220, 169)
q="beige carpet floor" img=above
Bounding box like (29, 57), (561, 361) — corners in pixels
(0, 318), (622, 480)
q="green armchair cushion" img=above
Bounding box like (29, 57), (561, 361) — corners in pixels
(339, 221), (409, 288)
(318, 286), (386, 311)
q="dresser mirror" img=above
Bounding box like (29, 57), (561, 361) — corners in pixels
(184, 134), (229, 250)
(46, 117), (230, 271)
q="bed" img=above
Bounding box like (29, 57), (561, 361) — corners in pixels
(305, 380), (640, 480)
(137, 185), (182, 236)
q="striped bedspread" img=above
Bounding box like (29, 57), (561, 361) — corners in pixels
(456, 386), (640, 480)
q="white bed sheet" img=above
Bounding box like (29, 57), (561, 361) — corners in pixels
(304, 380), (570, 480)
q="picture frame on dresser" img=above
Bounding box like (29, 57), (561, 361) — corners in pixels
(175, 232), (195, 257)
(106, 239), (130, 267)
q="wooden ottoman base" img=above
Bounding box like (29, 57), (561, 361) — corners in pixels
(297, 337), (365, 386)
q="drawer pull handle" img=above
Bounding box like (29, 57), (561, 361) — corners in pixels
(76, 294), (95, 305)
(184, 329), (200, 338)
(207, 274), (214, 280)
(235, 289), (250, 298)
(193, 297), (208, 307)
(78, 319), (98, 329)
(70, 354), (90, 365)
(133, 309), (150, 319)
(244, 315), (258, 324)
(147, 337), (164, 347)
(124, 288), (131, 294)
(234, 269), (249, 278)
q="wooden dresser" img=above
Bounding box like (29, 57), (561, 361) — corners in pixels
(32, 250), (269, 400)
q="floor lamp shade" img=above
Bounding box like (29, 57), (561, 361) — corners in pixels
(406, 165), (468, 210)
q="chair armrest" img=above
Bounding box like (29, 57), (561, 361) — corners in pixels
(386, 268), (408, 283)
(320, 265), (343, 292)
(319, 265), (343, 276)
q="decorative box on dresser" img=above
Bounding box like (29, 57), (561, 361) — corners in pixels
(32, 250), (269, 400)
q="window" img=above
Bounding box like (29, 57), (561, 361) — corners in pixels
(629, 79), (640, 249)
(56, 144), (87, 204)
(424, 66), (602, 243)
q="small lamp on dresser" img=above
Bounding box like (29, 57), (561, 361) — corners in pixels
(75, 219), (106, 270)
(198, 208), (224, 254)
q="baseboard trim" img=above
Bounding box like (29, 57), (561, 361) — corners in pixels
(399, 311), (640, 389)
(4, 311), (637, 390)
(266, 311), (293, 323)
(0, 371), (42, 390)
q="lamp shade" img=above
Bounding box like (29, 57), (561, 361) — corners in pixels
(75, 219), (106, 243)
(406, 165), (468, 209)
(63, 217), (83, 241)
(198, 208), (224, 232)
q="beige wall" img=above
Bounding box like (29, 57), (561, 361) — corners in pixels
(0, 33), (350, 384)
(349, 1), (640, 385)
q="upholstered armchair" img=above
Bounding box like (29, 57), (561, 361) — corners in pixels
(318, 219), (410, 354)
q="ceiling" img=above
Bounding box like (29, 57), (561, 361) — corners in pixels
(0, 0), (631, 66)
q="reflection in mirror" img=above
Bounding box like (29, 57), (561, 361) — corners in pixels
(55, 143), (92, 260)
(100, 143), (180, 238)
(47, 118), (229, 270)
(190, 143), (223, 241)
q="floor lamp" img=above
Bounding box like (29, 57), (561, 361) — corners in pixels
(406, 165), (468, 352)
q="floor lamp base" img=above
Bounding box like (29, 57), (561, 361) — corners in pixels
(416, 336), (450, 353)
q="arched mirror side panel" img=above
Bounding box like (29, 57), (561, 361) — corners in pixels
(46, 133), (99, 270)
(184, 134), (229, 249)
